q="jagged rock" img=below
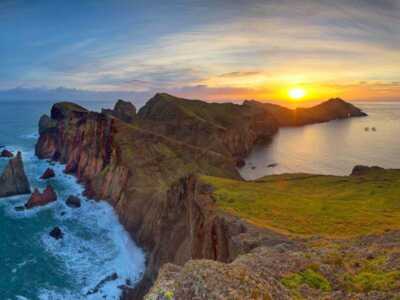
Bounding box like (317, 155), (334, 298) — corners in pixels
(102, 99), (136, 123)
(351, 165), (384, 176)
(1, 149), (13, 158)
(25, 185), (57, 209)
(0, 152), (31, 198)
(40, 168), (55, 179)
(66, 195), (81, 208)
(49, 226), (63, 240)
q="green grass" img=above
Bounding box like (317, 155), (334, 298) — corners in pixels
(282, 269), (331, 292)
(201, 170), (400, 237)
(345, 271), (400, 292)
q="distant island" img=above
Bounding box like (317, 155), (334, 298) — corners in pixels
(29, 93), (400, 299)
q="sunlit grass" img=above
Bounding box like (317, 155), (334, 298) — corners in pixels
(201, 170), (400, 237)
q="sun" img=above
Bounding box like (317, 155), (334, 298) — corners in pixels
(288, 88), (306, 100)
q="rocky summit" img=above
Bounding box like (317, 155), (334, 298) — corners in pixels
(0, 152), (31, 198)
(35, 93), (370, 299)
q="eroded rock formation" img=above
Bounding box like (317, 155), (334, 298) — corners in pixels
(40, 167), (55, 179)
(25, 185), (57, 209)
(0, 152), (31, 198)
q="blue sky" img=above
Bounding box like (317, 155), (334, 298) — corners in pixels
(1, 0), (399, 102)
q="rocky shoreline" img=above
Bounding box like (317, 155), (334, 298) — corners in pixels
(33, 93), (368, 299)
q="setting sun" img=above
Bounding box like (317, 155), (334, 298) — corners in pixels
(289, 88), (306, 100)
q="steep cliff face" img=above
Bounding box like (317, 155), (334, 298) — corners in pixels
(35, 94), (366, 298)
(0, 152), (31, 198)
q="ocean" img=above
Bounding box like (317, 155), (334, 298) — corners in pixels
(0, 101), (145, 300)
(240, 102), (400, 180)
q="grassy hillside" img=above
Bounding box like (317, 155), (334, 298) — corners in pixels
(201, 169), (400, 237)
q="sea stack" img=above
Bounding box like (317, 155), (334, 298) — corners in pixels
(0, 152), (31, 198)
(25, 185), (57, 209)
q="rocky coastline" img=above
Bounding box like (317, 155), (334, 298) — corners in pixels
(34, 93), (368, 299)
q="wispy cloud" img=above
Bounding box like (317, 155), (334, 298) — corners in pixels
(0, 0), (399, 101)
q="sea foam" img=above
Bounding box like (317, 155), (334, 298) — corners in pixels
(4, 149), (145, 299)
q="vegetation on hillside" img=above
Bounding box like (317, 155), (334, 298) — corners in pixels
(201, 169), (400, 237)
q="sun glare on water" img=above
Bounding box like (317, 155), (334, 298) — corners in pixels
(288, 88), (306, 101)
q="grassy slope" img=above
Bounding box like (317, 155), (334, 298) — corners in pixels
(201, 170), (400, 237)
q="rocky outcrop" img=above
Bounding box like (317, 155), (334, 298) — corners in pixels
(25, 185), (57, 209)
(1, 149), (14, 158)
(0, 152), (31, 198)
(34, 94), (365, 299)
(66, 195), (81, 208)
(102, 99), (137, 123)
(40, 168), (55, 179)
(49, 226), (63, 240)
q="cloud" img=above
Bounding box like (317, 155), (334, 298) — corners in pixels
(1, 0), (399, 102)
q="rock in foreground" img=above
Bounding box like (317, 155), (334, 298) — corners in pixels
(0, 152), (31, 198)
(25, 185), (57, 209)
(40, 168), (55, 179)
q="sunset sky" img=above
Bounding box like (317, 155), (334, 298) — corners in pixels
(1, 0), (399, 103)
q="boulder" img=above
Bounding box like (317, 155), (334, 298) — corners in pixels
(25, 185), (57, 209)
(66, 195), (81, 208)
(1, 149), (13, 158)
(40, 168), (55, 179)
(0, 152), (31, 198)
(49, 226), (63, 240)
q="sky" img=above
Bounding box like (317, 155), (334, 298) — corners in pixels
(0, 0), (399, 104)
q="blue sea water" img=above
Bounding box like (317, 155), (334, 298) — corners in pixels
(0, 101), (145, 300)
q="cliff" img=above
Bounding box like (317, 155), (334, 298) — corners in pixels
(35, 94), (367, 298)
(148, 169), (400, 299)
(0, 152), (31, 198)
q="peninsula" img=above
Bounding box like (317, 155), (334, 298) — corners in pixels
(34, 93), (400, 300)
